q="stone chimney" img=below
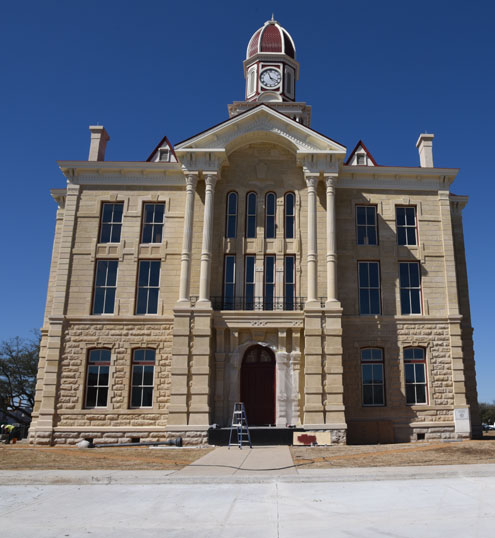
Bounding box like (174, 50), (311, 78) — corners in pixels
(416, 133), (434, 168)
(88, 125), (110, 161)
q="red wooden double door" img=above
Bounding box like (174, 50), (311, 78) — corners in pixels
(240, 345), (276, 426)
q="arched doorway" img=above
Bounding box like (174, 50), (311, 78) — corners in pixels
(241, 345), (276, 425)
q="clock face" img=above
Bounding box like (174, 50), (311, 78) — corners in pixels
(260, 68), (281, 88)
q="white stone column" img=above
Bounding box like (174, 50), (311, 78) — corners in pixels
(305, 174), (319, 305)
(198, 172), (218, 304)
(178, 173), (198, 302)
(325, 175), (338, 304)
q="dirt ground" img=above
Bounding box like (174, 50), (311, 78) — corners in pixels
(291, 434), (495, 468)
(2, 434), (495, 471)
(0, 444), (213, 470)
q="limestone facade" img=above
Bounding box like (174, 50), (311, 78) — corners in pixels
(29, 20), (480, 446)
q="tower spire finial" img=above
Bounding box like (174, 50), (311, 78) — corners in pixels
(271, 13), (275, 21)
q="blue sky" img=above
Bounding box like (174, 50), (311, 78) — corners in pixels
(1, 1), (494, 401)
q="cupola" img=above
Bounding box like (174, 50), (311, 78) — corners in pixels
(243, 17), (299, 103)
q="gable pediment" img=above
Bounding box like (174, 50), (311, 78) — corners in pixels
(175, 105), (346, 157)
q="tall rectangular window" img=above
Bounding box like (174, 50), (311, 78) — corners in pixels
(264, 255), (275, 310)
(99, 202), (123, 243)
(356, 206), (378, 245)
(246, 192), (257, 238)
(141, 203), (165, 244)
(404, 348), (427, 405)
(265, 192), (276, 239)
(223, 255), (236, 310)
(245, 255), (256, 310)
(131, 349), (155, 408)
(136, 260), (160, 314)
(361, 348), (385, 406)
(396, 206), (417, 246)
(226, 192), (238, 238)
(85, 349), (111, 408)
(399, 262), (422, 314)
(284, 255), (295, 310)
(285, 193), (295, 239)
(92, 260), (118, 314)
(359, 262), (381, 315)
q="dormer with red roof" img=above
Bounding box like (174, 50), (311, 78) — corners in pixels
(345, 140), (378, 167)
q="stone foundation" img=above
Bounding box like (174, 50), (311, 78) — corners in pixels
(30, 429), (209, 447)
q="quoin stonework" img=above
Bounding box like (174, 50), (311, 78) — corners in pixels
(29, 18), (480, 446)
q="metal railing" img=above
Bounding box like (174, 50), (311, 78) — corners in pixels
(210, 296), (307, 311)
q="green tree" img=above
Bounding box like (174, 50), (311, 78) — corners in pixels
(479, 401), (495, 425)
(0, 333), (39, 425)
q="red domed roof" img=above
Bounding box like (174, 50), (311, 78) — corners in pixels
(246, 18), (296, 60)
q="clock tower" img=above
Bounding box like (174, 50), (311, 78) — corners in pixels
(229, 18), (311, 126)
(244, 17), (299, 103)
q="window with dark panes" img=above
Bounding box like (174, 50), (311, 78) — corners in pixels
(130, 349), (155, 408)
(356, 206), (378, 245)
(358, 262), (381, 315)
(264, 255), (275, 310)
(285, 193), (295, 239)
(92, 260), (118, 314)
(245, 256), (256, 310)
(400, 262), (422, 314)
(265, 192), (276, 239)
(136, 260), (160, 314)
(99, 202), (123, 243)
(404, 348), (427, 404)
(226, 192), (238, 238)
(85, 349), (111, 408)
(396, 206), (417, 246)
(141, 203), (165, 244)
(361, 348), (385, 406)
(246, 192), (257, 238)
(284, 255), (295, 310)
(223, 255), (236, 310)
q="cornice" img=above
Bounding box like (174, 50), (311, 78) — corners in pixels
(58, 160), (185, 186)
(338, 165), (459, 191)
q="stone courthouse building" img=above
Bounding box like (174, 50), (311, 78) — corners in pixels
(30, 18), (480, 446)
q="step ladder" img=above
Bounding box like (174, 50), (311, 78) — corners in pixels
(228, 402), (252, 449)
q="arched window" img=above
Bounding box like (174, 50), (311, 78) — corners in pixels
(85, 348), (111, 408)
(225, 192), (238, 238)
(285, 192), (295, 239)
(361, 348), (385, 406)
(246, 192), (257, 238)
(404, 348), (427, 405)
(265, 192), (276, 239)
(130, 349), (155, 408)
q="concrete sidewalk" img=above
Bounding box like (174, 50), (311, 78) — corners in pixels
(175, 445), (297, 476)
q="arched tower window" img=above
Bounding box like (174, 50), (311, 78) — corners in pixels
(246, 192), (257, 238)
(285, 192), (295, 239)
(225, 192), (238, 238)
(265, 192), (276, 239)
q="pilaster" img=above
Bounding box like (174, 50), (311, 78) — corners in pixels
(304, 173), (319, 306)
(31, 183), (81, 442)
(198, 172), (218, 305)
(303, 307), (325, 424)
(178, 172), (198, 303)
(325, 174), (340, 306)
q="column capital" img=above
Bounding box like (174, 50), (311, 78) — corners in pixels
(184, 172), (199, 189)
(304, 173), (319, 189)
(324, 174), (338, 189)
(203, 172), (218, 187)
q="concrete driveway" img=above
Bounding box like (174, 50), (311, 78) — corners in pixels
(1, 449), (495, 537)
